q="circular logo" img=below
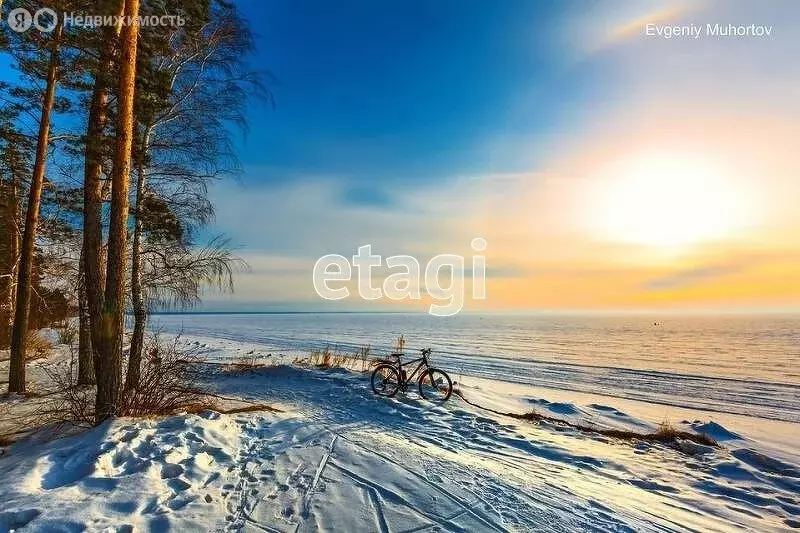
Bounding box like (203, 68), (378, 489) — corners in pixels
(7, 8), (33, 32)
(33, 8), (58, 32)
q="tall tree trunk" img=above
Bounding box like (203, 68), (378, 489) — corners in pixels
(96, 0), (141, 422)
(8, 20), (63, 394)
(77, 249), (95, 385)
(83, 0), (125, 409)
(2, 165), (20, 349)
(125, 127), (152, 391)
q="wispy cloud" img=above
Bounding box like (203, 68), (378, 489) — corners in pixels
(642, 264), (742, 291)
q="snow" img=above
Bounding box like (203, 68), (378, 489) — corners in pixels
(2, 334), (800, 532)
(0, 410), (241, 532)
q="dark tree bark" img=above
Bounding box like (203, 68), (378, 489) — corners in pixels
(125, 126), (152, 391)
(83, 0), (124, 412)
(2, 160), (20, 349)
(95, 0), (141, 422)
(77, 249), (95, 385)
(8, 20), (63, 394)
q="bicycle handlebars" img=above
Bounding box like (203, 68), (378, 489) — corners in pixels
(390, 348), (432, 359)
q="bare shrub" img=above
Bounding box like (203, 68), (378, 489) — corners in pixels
(120, 335), (214, 417)
(27, 334), (213, 426)
(0, 363), (97, 436)
(26, 331), (53, 361)
(43, 365), (95, 424)
(57, 323), (78, 346)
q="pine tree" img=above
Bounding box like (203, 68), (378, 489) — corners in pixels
(8, 13), (65, 393)
(94, 0), (141, 422)
(81, 0), (126, 406)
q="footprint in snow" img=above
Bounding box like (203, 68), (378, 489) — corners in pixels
(167, 478), (191, 492)
(161, 464), (184, 479)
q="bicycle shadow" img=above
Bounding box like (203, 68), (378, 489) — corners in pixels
(207, 364), (459, 436)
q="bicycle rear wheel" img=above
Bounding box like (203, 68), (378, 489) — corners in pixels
(371, 364), (401, 397)
(418, 368), (452, 402)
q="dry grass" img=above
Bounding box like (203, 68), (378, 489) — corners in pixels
(234, 352), (260, 368)
(294, 344), (378, 373)
(220, 404), (280, 415)
(648, 418), (717, 446)
(220, 352), (269, 374)
(516, 410), (543, 422)
(453, 390), (718, 450)
(0, 334), (52, 365)
(26, 331), (53, 361)
(655, 418), (679, 438)
(178, 401), (222, 415)
(592, 420), (717, 447)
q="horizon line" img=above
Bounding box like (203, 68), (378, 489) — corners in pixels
(144, 308), (800, 316)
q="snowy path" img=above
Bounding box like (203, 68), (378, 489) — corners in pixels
(209, 366), (800, 532)
(212, 368), (628, 532)
(2, 358), (800, 531)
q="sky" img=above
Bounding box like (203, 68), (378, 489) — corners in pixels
(4, 0), (797, 313)
(198, 0), (800, 313)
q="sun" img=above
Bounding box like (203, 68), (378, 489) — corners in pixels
(593, 153), (746, 250)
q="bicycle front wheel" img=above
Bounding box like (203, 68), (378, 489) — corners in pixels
(418, 368), (452, 402)
(371, 364), (401, 397)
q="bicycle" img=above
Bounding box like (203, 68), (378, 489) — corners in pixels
(371, 348), (453, 402)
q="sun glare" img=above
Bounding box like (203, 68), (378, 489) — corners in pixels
(594, 154), (747, 250)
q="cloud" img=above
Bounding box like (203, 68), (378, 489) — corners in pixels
(642, 264), (742, 291)
(339, 185), (396, 208)
(579, 1), (699, 53)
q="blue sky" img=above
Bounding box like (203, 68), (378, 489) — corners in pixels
(232, 0), (610, 186)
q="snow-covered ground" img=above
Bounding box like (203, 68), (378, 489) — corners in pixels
(2, 334), (800, 532)
(149, 313), (800, 425)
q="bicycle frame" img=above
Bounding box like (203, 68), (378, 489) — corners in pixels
(391, 354), (429, 386)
